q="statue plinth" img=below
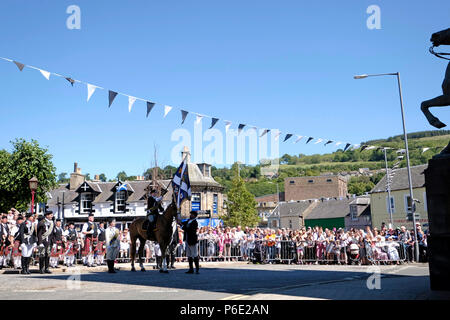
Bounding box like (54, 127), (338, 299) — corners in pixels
(424, 157), (450, 291)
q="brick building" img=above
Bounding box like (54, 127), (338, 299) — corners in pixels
(284, 175), (348, 201)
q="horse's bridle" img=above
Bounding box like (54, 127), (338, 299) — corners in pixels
(430, 45), (450, 61)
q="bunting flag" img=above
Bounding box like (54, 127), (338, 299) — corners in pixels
(343, 143), (351, 152)
(164, 105), (172, 117)
(87, 84), (97, 101)
(39, 69), (51, 80)
(283, 134), (293, 142)
(224, 121), (232, 133)
(146, 101), (155, 117)
(306, 137), (314, 144)
(196, 114), (204, 125)
(274, 131), (281, 141)
(108, 90), (118, 107)
(422, 147), (430, 153)
(181, 110), (189, 124)
(365, 146), (377, 150)
(13, 61), (24, 71)
(260, 129), (270, 137)
(294, 135), (304, 143)
(210, 118), (219, 129)
(314, 138), (323, 144)
(360, 145), (368, 152)
(65, 77), (75, 86)
(238, 124), (246, 134)
(324, 140), (333, 146)
(335, 142), (342, 146)
(128, 96), (136, 112)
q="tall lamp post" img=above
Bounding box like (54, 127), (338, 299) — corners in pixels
(354, 72), (419, 262)
(382, 148), (394, 228)
(28, 177), (38, 214)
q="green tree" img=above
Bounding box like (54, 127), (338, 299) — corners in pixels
(99, 173), (107, 182)
(57, 172), (69, 183)
(116, 171), (127, 181)
(223, 164), (259, 227)
(0, 139), (57, 212)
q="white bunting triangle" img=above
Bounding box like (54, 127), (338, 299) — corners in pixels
(39, 69), (51, 80)
(274, 131), (281, 141)
(128, 96), (136, 112)
(87, 84), (97, 101)
(294, 135), (303, 143)
(422, 147), (430, 153)
(196, 114), (204, 124)
(335, 141), (342, 146)
(314, 138), (323, 144)
(164, 105), (173, 118)
(224, 121), (232, 133)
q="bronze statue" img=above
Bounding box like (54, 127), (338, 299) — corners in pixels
(421, 28), (450, 156)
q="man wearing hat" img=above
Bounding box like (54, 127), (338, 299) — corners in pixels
(11, 215), (24, 270)
(37, 209), (55, 274)
(64, 222), (78, 267)
(95, 221), (106, 266)
(19, 213), (36, 274)
(105, 218), (120, 273)
(50, 219), (64, 268)
(182, 210), (200, 274)
(81, 213), (98, 267)
(146, 189), (164, 238)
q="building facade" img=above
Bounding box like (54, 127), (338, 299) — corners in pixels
(284, 175), (348, 201)
(370, 164), (428, 230)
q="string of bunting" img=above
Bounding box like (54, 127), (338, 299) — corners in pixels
(0, 56), (445, 155)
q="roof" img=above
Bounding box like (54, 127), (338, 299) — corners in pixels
(305, 198), (353, 220)
(349, 195), (370, 206)
(278, 201), (312, 218)
(47, 179), (174, 206)
(371, 164), (427, 193)
(187, 163), (223, 188)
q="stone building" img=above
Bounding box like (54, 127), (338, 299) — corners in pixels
(284, 175), (348, 201)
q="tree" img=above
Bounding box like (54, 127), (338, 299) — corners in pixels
(223, 164), (259, 227)
(99, 173), (107, 182)
(116, 171), (127, 181)
(0, 139), (57, 212)
(57, 172), (69, 183)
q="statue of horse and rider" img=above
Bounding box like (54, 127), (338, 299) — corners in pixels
(421, 27), (450, 156)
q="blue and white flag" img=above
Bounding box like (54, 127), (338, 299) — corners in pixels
(117, 184), (128, 192)
(172, 158), (192, 208)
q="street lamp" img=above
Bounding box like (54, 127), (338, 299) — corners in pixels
(354, 72), (419, 262)
(382, 148), (394, 228)
(28, 177), (38, 214)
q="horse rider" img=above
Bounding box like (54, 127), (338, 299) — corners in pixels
(18, 212), (37, 274)
(105, 218), (120, 273)
(82, 213), (98, 267)
(37, 210), (55, 274)
(146, 188), (165, 237)
(182, 210), (200, 274)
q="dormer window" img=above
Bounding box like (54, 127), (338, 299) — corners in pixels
(80, 193), (93, 214)
(116, 190), (127, 213)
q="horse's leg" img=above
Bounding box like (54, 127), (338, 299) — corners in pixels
(130, 236), (136, 272)
(159, 244), (169, 273)
(421, 95), (450, 128)
(138, 237), (146, 271)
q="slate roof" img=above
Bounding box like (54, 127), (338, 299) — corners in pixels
(305, 198), (354, 220)
(371, 164), (427, 193)
(278, 201), (312, 218)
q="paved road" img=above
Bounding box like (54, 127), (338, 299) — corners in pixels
(0, 262), (447, 300)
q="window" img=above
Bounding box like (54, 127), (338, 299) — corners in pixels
(191, 193), (201, 211)
(404, 195), (413, 214)
(308, 180), (314, 183)
(289, 220), (292, 229)
(213, 194), (218, 214)
(350, 205), (358, 221)
(116, 190), (127, 213)
(289, 180), (295, 184)
(386, 196), (395, 214)
(327, 179), (333, 183)
(80, 193), (93, 214)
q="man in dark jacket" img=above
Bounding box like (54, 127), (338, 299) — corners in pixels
(19, 212), (37, 274)
(37, 210), (55, 274)
(182, 210), (199, 274)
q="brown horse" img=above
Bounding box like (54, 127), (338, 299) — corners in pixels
(129, 199), (179, 273)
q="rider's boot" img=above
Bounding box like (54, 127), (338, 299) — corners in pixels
(186, 257), (194, 274)
(194, 256), (200, 274)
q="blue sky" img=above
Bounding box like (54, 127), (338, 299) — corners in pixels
(0, 0), (449, 179)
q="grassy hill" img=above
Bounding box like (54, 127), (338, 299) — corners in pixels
(211, 130), (449, 197)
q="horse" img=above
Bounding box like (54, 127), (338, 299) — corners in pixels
(421, 27), (450, 156)
(421, 28), (450, 130)
(129, 197), (180, 273)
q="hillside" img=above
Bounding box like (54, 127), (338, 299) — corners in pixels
(211, 130), (449, 197)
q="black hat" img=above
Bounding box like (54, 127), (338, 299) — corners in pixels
(17, 215), (24, 220)
(56, 218), (61, 222)
(1, 215), (7, 219)
(44, 209), (53, 216)
(69, 221), (74, 225)
(150, 188), (157, 193)
(190, 210), (198, 216)
(26, 212), (33, 218)
(109, 218), (116, 224)
(88, 213), (94, 217)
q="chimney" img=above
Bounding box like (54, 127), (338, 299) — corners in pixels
(70, 162), (85, 190)
(92, 174), (100, 183)
(181, 146), (191, 163)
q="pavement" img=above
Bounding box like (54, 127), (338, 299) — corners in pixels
(1, 261), (449, 300)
